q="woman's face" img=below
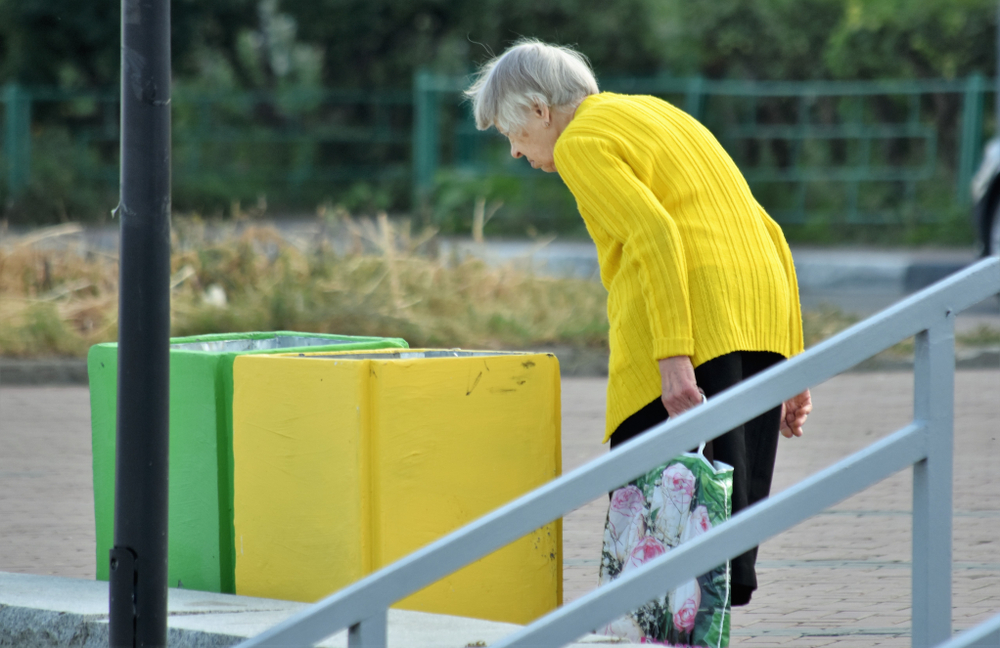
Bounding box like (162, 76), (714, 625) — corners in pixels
(503, 105), (560, 173)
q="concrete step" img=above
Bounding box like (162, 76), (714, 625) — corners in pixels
(0, 572), (640, 648)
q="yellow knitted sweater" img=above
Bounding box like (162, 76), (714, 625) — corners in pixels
(553, 92), (804, 442)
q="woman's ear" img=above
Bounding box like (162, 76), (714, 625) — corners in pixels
(534, 102), (552, 123)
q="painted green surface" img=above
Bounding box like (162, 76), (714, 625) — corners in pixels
(89, 331), (408, 593)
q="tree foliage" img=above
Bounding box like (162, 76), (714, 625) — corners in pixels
(823, 0), (997, 79)
(0, 0), (258, 88)
(0, 0), (994, 232)
(0, 0), (997, 91)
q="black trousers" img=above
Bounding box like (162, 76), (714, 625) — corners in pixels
(609, 350), (784, 598)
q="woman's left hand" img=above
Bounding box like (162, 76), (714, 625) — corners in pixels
(780, 389), (812, 438)
(658, 356), (704, 418)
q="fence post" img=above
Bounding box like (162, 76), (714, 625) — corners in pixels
(957, 73), (985, 205)
(911, 317), (955, 648)
(3, 83), (32, 197)
(684, 75), (705, 121)
(412, 69), (439, 215)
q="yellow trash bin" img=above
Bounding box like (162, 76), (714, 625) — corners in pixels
(232, 349), (562, 624)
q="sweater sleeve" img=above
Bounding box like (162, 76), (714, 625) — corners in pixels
(759, 205), (804, 355)
(555, 133), (694, 359)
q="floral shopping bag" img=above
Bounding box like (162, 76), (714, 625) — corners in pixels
(598, 445), (734, 647)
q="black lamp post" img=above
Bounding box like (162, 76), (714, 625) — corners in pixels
(109, 0), (172, 644)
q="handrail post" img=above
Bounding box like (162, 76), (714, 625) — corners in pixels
(348, 608), (387, 647)
(911, 317), (955, 647)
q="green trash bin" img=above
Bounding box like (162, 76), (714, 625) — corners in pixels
(88, 331), (408, 593)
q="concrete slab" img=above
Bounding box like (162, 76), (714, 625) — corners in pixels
(441, 239), (980, 295)
(3, 372), (1000, 646)
(0, 359), (88, 386)
(789, 247), (976, 291)
(0, 572), (641, 648)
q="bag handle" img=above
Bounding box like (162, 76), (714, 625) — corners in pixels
(697, 393), (708, 456)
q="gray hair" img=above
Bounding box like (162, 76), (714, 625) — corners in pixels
(464, 38), (599, 133)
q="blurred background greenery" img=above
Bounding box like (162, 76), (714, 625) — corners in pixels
(0, 0), (998, 243)
(3, 0), (1000, 358)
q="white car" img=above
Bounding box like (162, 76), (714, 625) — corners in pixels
(971, 137), (1000, 256)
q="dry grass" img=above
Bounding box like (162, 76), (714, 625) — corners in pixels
(0, 215), (610, 358)
(957, 323), (1000, 347)
(4, 217), (992, 361)
(801, 305), (859, 349)
(802, 303), (918, 361)
(0, 224), (120, 357)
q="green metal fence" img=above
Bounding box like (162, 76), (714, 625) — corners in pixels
(415, 73), (995, 225)
(3, 84), (33, 197)
(0, 84), (413, 211)
(1, 75), (994, 225)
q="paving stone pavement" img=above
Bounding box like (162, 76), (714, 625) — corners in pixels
(2, 370), (999, 646)
(0, 386), (95, 578)
(560, 371), (1000, 647)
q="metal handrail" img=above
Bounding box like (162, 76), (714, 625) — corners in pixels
(935, 612), (1000, 648)
(237, 257), (1000, 648)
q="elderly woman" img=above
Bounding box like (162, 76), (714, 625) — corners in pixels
(465, 38), (812, 616)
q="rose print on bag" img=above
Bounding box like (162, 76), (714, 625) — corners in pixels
(669, 578), (702, 635)
(681, 505), (712, 544)
(667, 503), (712, 641)
(599, 449), (733, 646)
(607, 485), (646, 563)
(622, 535), (667, 573)
(649, 463), (696, 547)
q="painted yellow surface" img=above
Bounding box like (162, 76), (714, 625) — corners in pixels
(231, 350), (562, 624)
(232, 356), (369, 602)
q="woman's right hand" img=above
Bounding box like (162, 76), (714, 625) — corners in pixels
(658, 355), (704, 418)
